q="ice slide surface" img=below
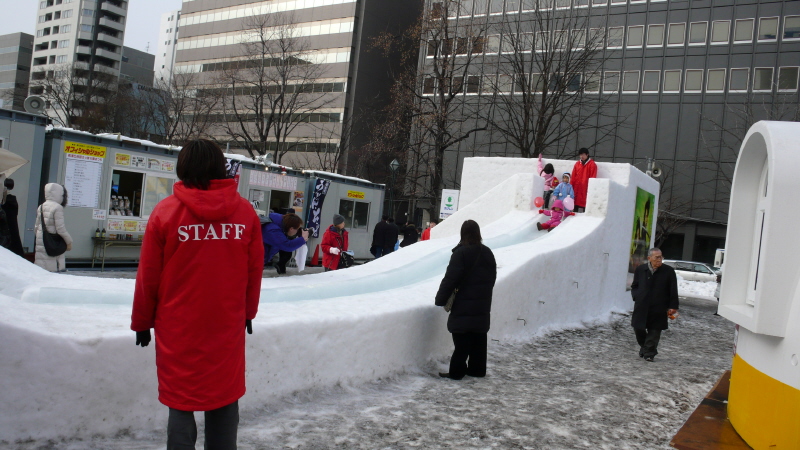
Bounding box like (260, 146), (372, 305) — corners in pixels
(0, 158), (660, 442)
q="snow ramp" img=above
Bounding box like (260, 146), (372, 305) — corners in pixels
(0, 157), (659, 442)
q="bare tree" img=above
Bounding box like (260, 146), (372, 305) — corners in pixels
(215, 12), (335, 163)
(143, 72), (219, 146)
(487, 7), (624, 158)
(28, 64), (83, 127)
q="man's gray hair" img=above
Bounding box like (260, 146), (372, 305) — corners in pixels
(648, 247), (662, 256)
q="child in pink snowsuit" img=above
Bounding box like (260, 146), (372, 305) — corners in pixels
(537, 199), (574, 231)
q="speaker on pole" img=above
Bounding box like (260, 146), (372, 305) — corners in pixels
(23, 96), (46, 115)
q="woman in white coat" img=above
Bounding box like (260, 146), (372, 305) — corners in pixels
(34, 183), (73, 272)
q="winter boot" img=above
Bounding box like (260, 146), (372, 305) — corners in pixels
(536, 223), (543, 231)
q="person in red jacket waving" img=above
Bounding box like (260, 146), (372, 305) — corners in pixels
(571, 147), (598, 212)
(131, 140), (264, 449)
(321, 214), (349, 271)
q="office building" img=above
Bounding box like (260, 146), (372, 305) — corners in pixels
(418, 0), (800, 262)
(29, 0), (129, 124)
(154, 10), (180, 85)
(174, 0), (422, 168)
(0, 33), (34, 111)
(120, 46), (155, 87)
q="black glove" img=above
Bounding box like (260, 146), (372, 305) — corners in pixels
(246, 319), (253, 335)
(135, 330), (151, 347)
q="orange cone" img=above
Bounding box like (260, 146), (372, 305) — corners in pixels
(310, 244), (320, 266)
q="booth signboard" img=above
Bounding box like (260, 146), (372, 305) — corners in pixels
(250, 171), (297, 191)
(293, 191), (304, 214)
(162, 161), (175, 173)
(92, 209), (107, 220)
(347, 190), (365, 199)
(148, 158), (162, 171)
(115, 153), (131, 166)
(64, 141), (105, 208)
(132, 156), (146, 168)
(439, 189), (460, 219)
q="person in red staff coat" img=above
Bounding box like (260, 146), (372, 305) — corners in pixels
(131, 139), (264, 450)
(321, 214), (349, 271)
(420, 220), (438, 241)
(571, 147), (598, 212)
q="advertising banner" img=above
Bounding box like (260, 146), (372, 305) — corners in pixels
(307, 179), (331, 238)
(226, 159), (243, 185)
(439, 189), (460, 219)
(629, 187), (656, 273)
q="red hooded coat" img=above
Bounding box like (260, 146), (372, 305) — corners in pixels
(571, 158), (598, 208)
(131, 179), (264, 411)
(320, 225), (348, 270)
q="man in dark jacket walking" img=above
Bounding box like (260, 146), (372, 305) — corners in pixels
(371, 215), (390, 258)
(630, 248), (679, 362)
(384, 217), (400, 255)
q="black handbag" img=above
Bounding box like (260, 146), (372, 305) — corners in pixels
(39, 206), (67, 257)
(338, 251), (354, 269)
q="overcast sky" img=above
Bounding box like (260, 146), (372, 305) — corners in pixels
(2, 0), (183, 54)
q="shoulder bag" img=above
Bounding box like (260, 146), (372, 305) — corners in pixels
(444, 248), (483, 313)
(39, 206), (67, 257)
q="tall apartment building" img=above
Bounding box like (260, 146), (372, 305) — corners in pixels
(0, 33), (34, 111)
(419, 0), (800, 263)
(175, 0), (422, 168)
(29, 0), (128, 124)
(154, 10), (180, 85)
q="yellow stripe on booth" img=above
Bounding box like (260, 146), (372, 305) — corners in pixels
(728, 353), (800, 449)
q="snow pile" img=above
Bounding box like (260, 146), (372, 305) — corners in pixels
(678, 276), (718, 300)
(0, 158), (658, 442)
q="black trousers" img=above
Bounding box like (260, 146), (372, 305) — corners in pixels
(449, 332), (488, 380)
(275, 250), (293, 274)
(634, 328), (662, 358)
(543, 190), (553, 208)
(167, 401), (239, 450)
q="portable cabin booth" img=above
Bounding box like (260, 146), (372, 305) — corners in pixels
(41, 128), (182, 262)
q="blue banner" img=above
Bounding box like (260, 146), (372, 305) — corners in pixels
(307, 179), (331, 238)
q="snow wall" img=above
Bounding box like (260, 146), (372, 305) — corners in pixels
(0, 157), (658, 442)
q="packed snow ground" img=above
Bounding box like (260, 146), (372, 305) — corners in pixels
(10, 296), (732, 450)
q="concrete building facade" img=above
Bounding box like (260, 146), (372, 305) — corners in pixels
(418, 0), (800, 263)
(0, 33), (34, 112)
(120, 46), (155, 87)
(154, 10), (181, 85)
(174, 0), (422, 168)
(29, 0), (129, 123)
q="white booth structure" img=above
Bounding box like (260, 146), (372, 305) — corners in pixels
(719, 121), (800, 448)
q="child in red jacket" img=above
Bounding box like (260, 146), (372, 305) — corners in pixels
(321, 214), (349, 271)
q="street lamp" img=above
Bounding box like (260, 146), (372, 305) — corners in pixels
(389, 159), (400, 219)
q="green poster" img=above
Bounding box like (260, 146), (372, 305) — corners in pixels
(629, 187), (655, 273)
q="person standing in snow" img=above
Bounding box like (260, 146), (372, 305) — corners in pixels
(1, 179), (25, 256)
(400, 221), (418, 247)
(384, 217), (400, 255)
(321, 214), (349, 271)
(420, 220), (437, 241)
(34, 183), (72, 272)
(261, 212), (309, 274)
(570, 148), (597, 213)
(131, 139), (264, 449)
(371, 215), (390, 258)
(551, 173), (574, 204)
(630, 248), (679, 362)
(538, 154), (556, 209)
(435, 220), (497, 380)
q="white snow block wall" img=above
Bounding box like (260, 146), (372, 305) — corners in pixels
(0, 157), (659, 443)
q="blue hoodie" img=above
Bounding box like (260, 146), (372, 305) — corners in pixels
(261, 212), (307, 262)
(552, 181), (574, 203)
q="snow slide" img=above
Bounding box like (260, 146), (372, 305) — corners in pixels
(0, 157), (659, 442)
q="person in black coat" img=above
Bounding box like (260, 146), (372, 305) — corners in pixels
(1, 178), (24, 256)
(371, 215), (390, 258)
(630, 247), (679, 362)
(435, 220), (497, 380)
(384, 217), (400, 255)
(399, 221), (419, 247)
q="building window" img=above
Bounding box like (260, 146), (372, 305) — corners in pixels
(734, 19), (754, 43)
(486, 35), (501, 53)
(783, 16), (800, 41)
(56, 55), (68, 63)
(689, 22), (707, 45)
(710, 21), (730, 44)
(535, 31), (549, 52)
(588, 28), (604, 49)
(706, 69), (725, 92)
(574, 0), (588, 8)
(610, 0), (625, 5)
(423, 77), (435, 94)
(465, 75), (481, 94)
(522, 0), (535, 11)
(627, 25), (644, 48)
(647, 24), (664, 47)
(729, 68), (749, 92)
(607, 26), (624, 48)
(58, 39), (69, 48)
(63, 9), (72, 18)
(592, 0), (607, 6)
(778, 67), (799, 92)
(668, 23), (686, 46)
(684, 69), (703, 92)
(498, 74), (514, 93)
(642, 70), (660, 93)
(82, 8), (94, 17)
(80, 24), (93, 32)
(61, 24), (71, 33)
(758, 17), (779, 41)
(538, 0), (553, 10)
(488, 0), (504, 14)
(501, 34), (515, 53)
(584, 73), (601, 93)
(555, 0), (571, 9)
(338, 199), (370, 230)
(572, 29), (586, 49)
(753, 67), (773, 92)
(553, 30), (568, 51)
(622, 70), (639, 93)
(603, 71), (620, 93)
